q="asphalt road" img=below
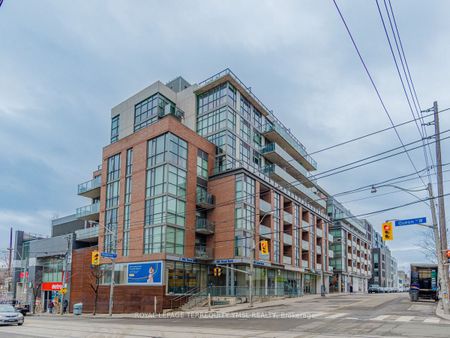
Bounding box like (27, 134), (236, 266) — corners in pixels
(0, 293), (448, 337)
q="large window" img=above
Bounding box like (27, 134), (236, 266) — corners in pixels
(207, 130), (236, 157)
(235, 174), (255, 257)
(105, 153), (120, 254)
(111, 115), (119, 143)
(134, 93), (175, 131)
(197, 82), (236, 115)
(144, 133), (187, 254)
(196, 107), (236, 136)
(197, 149), (208, 179)
(240, 97), (251, 120)
(240, 118), (251, 143)
(123, 148), (132, 256)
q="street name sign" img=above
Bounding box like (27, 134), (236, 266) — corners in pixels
(101, 252), (117, 259)
(394, 217), (427, 227)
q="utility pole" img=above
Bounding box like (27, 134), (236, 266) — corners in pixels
(427, 183), (448, 313)
(108, 257), (115, 316)
(433, 101), (449, 313)
(7, 228), (12, 278)
(60, 235), (71, 315)
(249, 237), (254, 308)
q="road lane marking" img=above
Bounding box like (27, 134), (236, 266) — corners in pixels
(325, 313), (348, 319)
(371, 315), (390, 321)
(395, 316), (414, 322)
(424, 317), (440, 324)
(309, 312), (328, 318)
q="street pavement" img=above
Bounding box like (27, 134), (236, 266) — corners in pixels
(0, 293), (448, 337)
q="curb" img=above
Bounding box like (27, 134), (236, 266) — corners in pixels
(435, 300), (450, 321)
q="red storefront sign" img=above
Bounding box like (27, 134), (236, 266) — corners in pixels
(41, 282), (63, 291)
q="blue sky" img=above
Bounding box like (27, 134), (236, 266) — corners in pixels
(1, 0), (449, 271)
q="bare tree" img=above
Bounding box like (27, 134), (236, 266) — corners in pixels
(89, 265), (105, 316)
(416, 228), (437, 263)
(31, 282), (41, 314)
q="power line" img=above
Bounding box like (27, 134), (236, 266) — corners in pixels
(332, 0), (427, 187)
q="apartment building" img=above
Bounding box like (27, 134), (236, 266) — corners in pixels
(327, 198), (371, 293)
(71, 69), (333, 313)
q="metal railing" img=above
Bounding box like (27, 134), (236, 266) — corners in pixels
(195, 218), (215, 233)
(76, 202), (100, 218)
(196, 192), (215, 207)
(194, 245), (213, 259)
(77, 176), (101, 194)
(197, 68), (317, 169)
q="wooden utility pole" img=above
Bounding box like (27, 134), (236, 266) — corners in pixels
(433, 101), (449, 313)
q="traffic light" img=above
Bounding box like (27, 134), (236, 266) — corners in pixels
(91, 250), (100, 265)
(260, 240), (269, 255)
(213, 267), (222, 277)
(382, 222), (393, 241)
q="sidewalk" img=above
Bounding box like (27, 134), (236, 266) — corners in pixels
(435, 300), (450, 321)
(29, 293), (358, 319)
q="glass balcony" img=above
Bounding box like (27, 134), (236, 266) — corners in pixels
(316, 263), (322, 271)
(329, 250), (334, 258)
(283, 211), (293, 224)
(302, 260), (309, 268)
(302, 240), (309, 251)
(262, 164), (325, 208)
(328, 266), (333, 273)
(196, 192), (215, 209)
(316, 228), (323, 238)
(262, 120), (317, 171)
(328, 233), (334, 242)
(260, 143), (313, 186)
(76, 202), (100, 220)
(283, 256), (292, 265)
(283, 233), (292, 246)
(194, 245), (214, 260)
(195, 218), (215, 235)
(259, 224), (272, 239)
(316, 245), (322, 255)
(75, 225), (99, 242)
(301, 220), (310, 231)
(77, 175), (101, 199)
(259, 199), (272, 214)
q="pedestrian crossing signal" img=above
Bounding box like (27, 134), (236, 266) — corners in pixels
(382, 222), (393, 241)
(213, 267), (222, 277)
(260, 240), (269, 255)
(91, 250), (100, 266)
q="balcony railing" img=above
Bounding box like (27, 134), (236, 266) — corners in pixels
(196, 192), (215, 209)
(329, 250), (334, 258)
(283, 256), (292, 265)
(316, 263), (322, 271)
(301, 220), (310, 231)
(76, 202), (100, 219)
(316, 228), (323, 238)
(283, 233), (292, 246)
(259, 224), (272, 239)
(316, 245), (322, 255)
(302, 240), (309, 251)
(259, 199), (272, 214)
(302, 260), (309, 268)
(283, 211), (293, 224)
(77, 175), (101, 197)
(194, 246), (214, 260)
(328, 233), (334, 242)
(75, 225), (99, 241)
(195, 218), (215, 235)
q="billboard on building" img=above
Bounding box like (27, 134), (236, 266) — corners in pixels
(127, 261), (163, 285)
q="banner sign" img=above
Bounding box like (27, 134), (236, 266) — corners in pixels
(41, 282), (63, 291)
(127, 261), (163, 285)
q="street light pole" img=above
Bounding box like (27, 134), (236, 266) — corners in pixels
(371, 182), (449, 312)
(250, 211), (274, 307)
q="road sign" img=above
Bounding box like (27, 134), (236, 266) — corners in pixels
(101, 252), (117, 259)
(394, 217), (427, 227)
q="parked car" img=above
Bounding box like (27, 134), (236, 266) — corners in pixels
(0, 304), (24, 326)
(379, 287), (387, 293)
(368, 285), (380, 293)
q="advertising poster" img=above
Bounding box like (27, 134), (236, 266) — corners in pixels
(127, 261), (163, 285)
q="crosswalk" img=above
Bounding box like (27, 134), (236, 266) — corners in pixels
(279, 311), (449, 325)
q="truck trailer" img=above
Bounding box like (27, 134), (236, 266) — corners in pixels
(410, 263), (439, 302)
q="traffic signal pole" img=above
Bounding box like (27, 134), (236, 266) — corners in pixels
(433, 101), (449, 313)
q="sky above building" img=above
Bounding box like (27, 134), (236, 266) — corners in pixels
(1, 0), (449, 271)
